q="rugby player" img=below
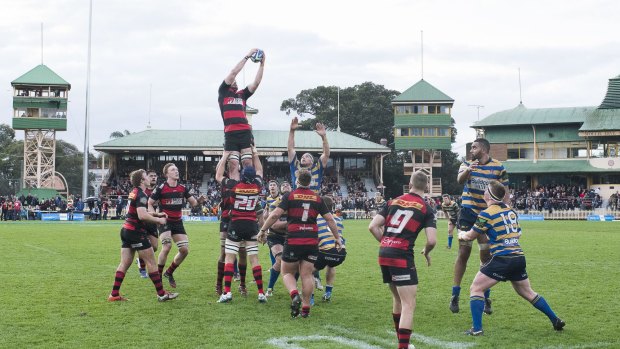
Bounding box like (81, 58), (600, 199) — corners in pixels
(149, 163), (205, 289)
(260, 169), (342, 318)
(458, 180), (565, 335)
(441, 194), (460, 249)
(218, 48), (266, 179)
(368, 171), (437, 349)
(451, 138), (509, 314)
(287, 116), (329, 194)
(314, 196), (346, 302)
(136, 169), (160, 278)
(216, 148), (267, 303)
(108, 169), (178, 302)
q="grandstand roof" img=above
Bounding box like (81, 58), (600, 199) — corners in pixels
(94, 129), (391, 154)
(579, 75), (620, 132)
(11, 64), (71, 88)
(472, 104), (595, 128)
(392, 79), (454, 103)
(503, 160), (610, 174)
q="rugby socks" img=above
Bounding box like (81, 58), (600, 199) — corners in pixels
(484, 288), (491, 300)
(148, 272), (166, 296)
(470, 296), (485, 331)
(223, 263), (234, 294)
(216, 261), (225, 289)
(290, 289), (299, 299)
(397, 328), (412, 349)
(452, 286), (461, 297)
(448, 235), (453, 248)
(267, 267), (280, 289)
(269, 250), (276, 265)
(301, 306), (310, 317)
(111, 271), (125, 296)
(531, 294), (558, 322)
(252, 266), (264, 294)
(392, 313), (401, 334)
(239, 264), (247, 287)
(325, 285), (333, 294)
(165, 261), (179, 276)
(158, 264), (165, 275)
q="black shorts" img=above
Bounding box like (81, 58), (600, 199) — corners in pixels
(449, 217), (457, 225)
(224, 130), (253, 152)
(282, 243), (318, 263)
(267, 233), (286, 249)
(145, 223), (158, 238)
(158, 220), (187, 236)
(315, 248), (347, 270)
(120, 228), (152, 250)
(381, 265), (418, 286)
(457, 207), (479, 231)
(227, 220), (258, 242)
(481, 255), (528, 282)
(220, 217), (230, 233)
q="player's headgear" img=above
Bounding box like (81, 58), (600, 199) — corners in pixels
(241, 166), (256, 183)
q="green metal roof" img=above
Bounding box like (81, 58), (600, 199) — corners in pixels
(503, 160), (610, 174)
(392, 79), (454, 103)
(599, 75), (620, 109)
(94, 129), (391, 154)
(579, 108), (620, 132)
(11, 65), (71, 88)
(472, 104), (594, 127)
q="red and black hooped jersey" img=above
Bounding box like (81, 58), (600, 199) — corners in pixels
(123, 187), (149, 232)
(150, 182), (191, 222)
(278, 188), (329, 246)
(377, 193), (436, 268)
(219, 180), (234, 219)
(218, 81), (254, 133)
(225, 177), (263, 222)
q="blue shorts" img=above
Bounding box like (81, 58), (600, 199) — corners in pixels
(457, 207), (479, 231)
(480, 255), (528, 282)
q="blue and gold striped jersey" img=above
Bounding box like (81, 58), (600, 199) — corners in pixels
(459, 158), (508, 213)
(290, 159), (324, 194)
(473, 203), (523, 257)
(317, 215), (345, 251)
(266, 194), (281, 212)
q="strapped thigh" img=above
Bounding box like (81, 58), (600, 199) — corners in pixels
(176, 240), (189, 248)
(225, 239), (240, 255)
(228, 154), (240, 163)
(246, 243), (259, 256)
(240, 152), (253, 163)
(161, 237), (173, 245)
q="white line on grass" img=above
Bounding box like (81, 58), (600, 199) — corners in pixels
(265, 335), (384, 349)
(24, 243), (58, 254)
(324, 324), (393, 346)
(540, 343), (617, 349)
(387, 329), (476, 349)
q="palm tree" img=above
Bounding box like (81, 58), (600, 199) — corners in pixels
(109, 130), (132, 139)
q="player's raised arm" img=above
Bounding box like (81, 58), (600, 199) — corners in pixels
(224, 48), (257, 85)
(215, 151), (231, 184)
(247, 51), (265, 93)
(288, 117), (299, 161)
(316, 122), (330, 168)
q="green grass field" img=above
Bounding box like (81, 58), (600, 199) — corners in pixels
(0, 219), (618, 349)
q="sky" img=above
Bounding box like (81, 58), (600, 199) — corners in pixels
(1, 0), (619, 157)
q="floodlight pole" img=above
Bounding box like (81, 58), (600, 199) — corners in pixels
(82, 0), (93, 199)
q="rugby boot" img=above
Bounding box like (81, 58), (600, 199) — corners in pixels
(158, 292), (179, 302)
(464, 328), (484, 336)
(258, 293), (267, 303)
(266, 288), (274, 297)
(483, 298), (493, 315)
(449, 295), (459, 313)
(163, 272), (176, 288)
(139, 269), (148, 279)
(217, 292), (232, 303)
(108, 294), (128, 302)
(553, 318), (566, 331)
(322, 292), (332, 302)
(290, 294), (302, 318)
(310, 293), (315, 306)
(314, 277), (324, 291)
(239, 285), (248, 297)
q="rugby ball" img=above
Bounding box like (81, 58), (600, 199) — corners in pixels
(250, 49), (264, 63)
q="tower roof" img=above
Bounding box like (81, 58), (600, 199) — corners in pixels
(11, 64), (71, 89)
(598, 74), (620, 109)
(392, 79), (453, 103)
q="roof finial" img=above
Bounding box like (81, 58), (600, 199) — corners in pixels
(518, 67), (523, 105)
(41, 22), (44, 65)
(420, 30), (424, 80)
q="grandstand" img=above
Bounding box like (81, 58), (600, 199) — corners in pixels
(94, 129), (390, 203)
(471, 73), (620, 211)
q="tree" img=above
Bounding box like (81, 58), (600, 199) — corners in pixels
(280, 82), (399, 144)
(109, 130), (131, 139)
(0, 124), (22, 195)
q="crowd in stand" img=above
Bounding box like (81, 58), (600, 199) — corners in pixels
(510, 184), (604, 211)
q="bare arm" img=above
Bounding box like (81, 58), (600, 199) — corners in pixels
(147, 198), (157, 213)
(260, 207), (284, 232)
(503, 185), (511, 205)
(368, 214), (386, 242)
(252, 146), (263, 178)
(137, 206), (166, 225)
(288, 117), (299, 162)
(247, 51), (265, 93)
(458, 228), (478, 241)
(316, 122), (330, 167)
(457, 160), (478, 185)
(224, 48), (257, 85)
(420, 227), (437, 266)
(215, 151), (231, 184)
